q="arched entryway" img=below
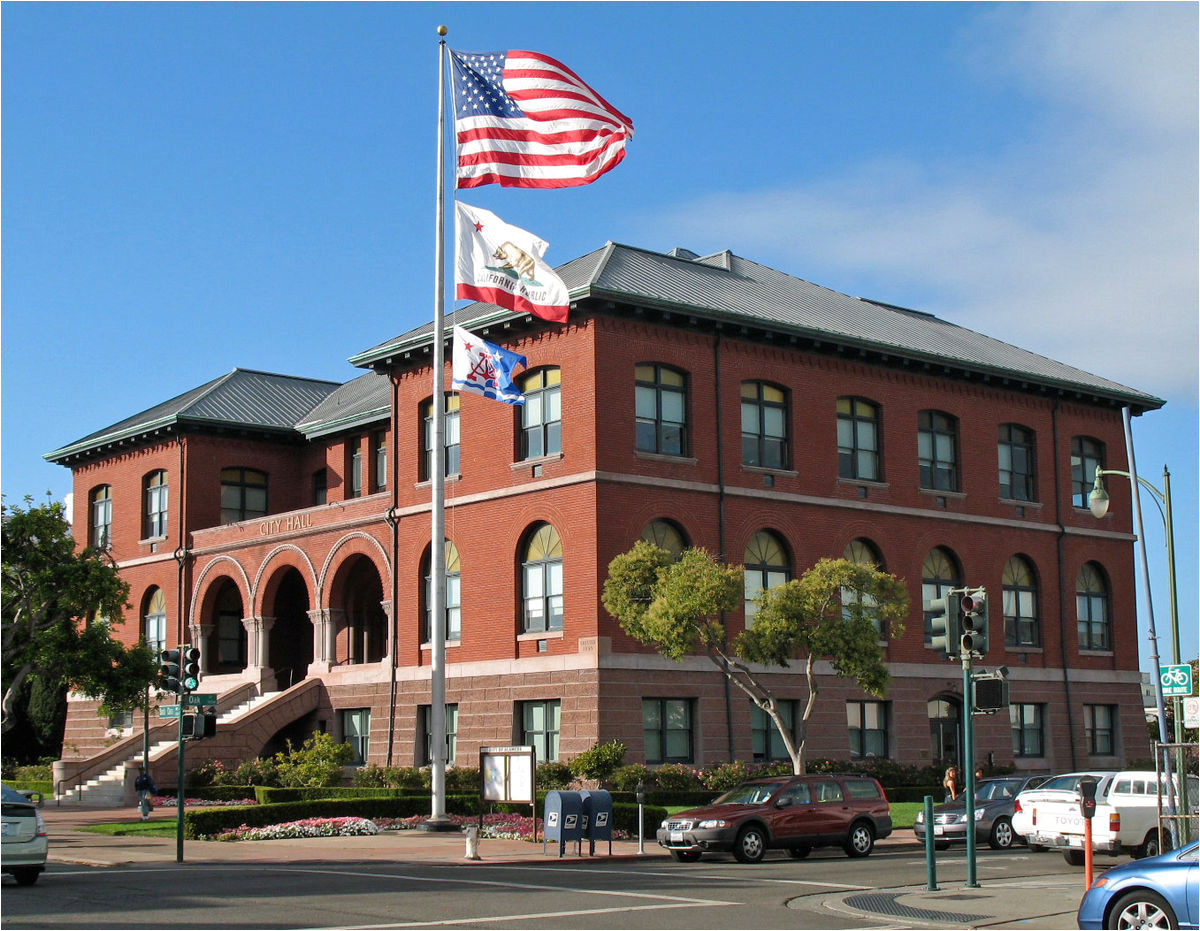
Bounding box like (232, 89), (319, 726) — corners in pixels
(265, 567), (313, 689)
(203, 578), (247, 674)
(328, 555), (387, 665)
(928, 695), (962, 768)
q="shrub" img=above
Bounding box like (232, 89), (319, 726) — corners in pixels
(698, 760), (752, 791)
(536, 761), (573, 790)
(232, 757), (280, 787)
(568, 740), (627, 783)
(352, 765), (427, 789)
(444, 766), (481, 793)
(187, 760), (228, 788)
(652, 763), (702, 791)
(274, 731), (354, 788)
(609, 764), (654, 792)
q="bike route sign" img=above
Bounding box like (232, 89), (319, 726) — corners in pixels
(1160, 664), (1193, 697)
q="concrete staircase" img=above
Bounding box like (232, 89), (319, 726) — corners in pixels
(55, 691), (280, 806)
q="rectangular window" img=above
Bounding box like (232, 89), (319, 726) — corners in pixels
(422, 396), (461, 480)
(643, 698), (693, 764)
(144, 471), (168, 539)
(218, 612), (244, 666)
(1010, 703), (1044, 757)
(837, 398), (880, 481)
(635, 364), (687, 456)
(108, 710), (134, 730)
(846, 701), (889, 759)
(420, 704), (459, 766)
(220, 468), (268, 523)
(90, 486), (113, 549)
(741, 382), (788, 469)
(373, 431), (388, 492)
(1085, 704), (1116, 756)
(751, 701), (798, 762)
(519, 699), (561, 762)
(520, 369), (562, 460)
(313, 468), (327, 506)
(998, 425), (1036, 501)
(349, 437), (363, 499)
(1071, 437), (1105, 509)
(918, 411), (958, 491)
(145, 612), (167, 657)
(341, 708), (370, 765)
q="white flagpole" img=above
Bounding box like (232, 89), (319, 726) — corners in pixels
(425, 27), (450, 829)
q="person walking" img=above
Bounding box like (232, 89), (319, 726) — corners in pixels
(943, 766), (960, 801)
(135, 769), (157, 821)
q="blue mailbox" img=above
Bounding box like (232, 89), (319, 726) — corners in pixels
(543, 790), (585, 857)
(580, 789), (614, 855)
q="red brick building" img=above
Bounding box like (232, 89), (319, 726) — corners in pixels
(47, 244), (1162, 796)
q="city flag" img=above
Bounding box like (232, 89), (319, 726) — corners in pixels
(455, 202), (570, 323)
(452, 325), (527, 406)
(450, 48), (634, 189)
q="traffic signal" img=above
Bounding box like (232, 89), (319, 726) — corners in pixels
(973, 675), (1009, 713)
(158, 649), (182, 692)
(181, 647), (200, 692)
(181, 713), (203, 740)
(926, 591), (961, 658)
(959, 589), (989, 656)
(201, 708), (217, 739)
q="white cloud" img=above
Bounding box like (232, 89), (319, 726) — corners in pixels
(644, 3), (1198, 401)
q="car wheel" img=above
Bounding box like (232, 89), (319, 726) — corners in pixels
(669, 849), (702, 863)
(989, 817), (1016, 850)
(935, 841), (952, 851)
(1105, 889), (1177, 930)
(787, 845), (811, 859)
(732, 825), (767, 864)
(12, 868), (40, 887)
(1063, 849), (1085, 866)
(844, 822), (875, 858)
(1136, 831), (1161, 860)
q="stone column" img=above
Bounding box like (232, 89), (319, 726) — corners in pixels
(190, 623), (215, 673)
(242, 615), (276, 690)
(380, 599), (394, 665)
(307, 608), (334, 674)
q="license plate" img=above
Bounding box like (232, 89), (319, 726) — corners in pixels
(934, 825), (945, 836)
(1068, 836), (1082, 847)
(1, 823), (11, 836)
(670, 831), (683, 843)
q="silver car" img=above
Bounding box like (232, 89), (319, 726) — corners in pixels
(2, 783), (47, 886)
(914, 775), (1050, 850)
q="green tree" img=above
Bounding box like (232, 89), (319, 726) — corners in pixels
(602, 543), (908, 775)
(2, 496), (157, 742)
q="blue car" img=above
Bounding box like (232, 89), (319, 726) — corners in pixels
(1077, 839), (1198, 929)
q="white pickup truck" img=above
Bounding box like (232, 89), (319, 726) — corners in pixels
(1010, 770), (1198, 866)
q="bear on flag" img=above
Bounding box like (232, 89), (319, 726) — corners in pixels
(455, 202), (570, 323)
(452, 325), (527, 405)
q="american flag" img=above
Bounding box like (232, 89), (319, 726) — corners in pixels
(450, 49), (634, 189)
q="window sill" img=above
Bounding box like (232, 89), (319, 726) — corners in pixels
(918, 487), (965, 499)
(999, 497), (1042, 509)
(139, 535), (168, 546)
(517, 630), (564, 641)
(1005, 645), (1043, 653)
(420, 639), (461, 649)
(635, 450), (698, 466)
(1079, 649), (1115, 657)
(742, 465), (798, 479)
(416, 474), (462, 490)
(837, 477), (888, 489)
(512, 452), (564, 471)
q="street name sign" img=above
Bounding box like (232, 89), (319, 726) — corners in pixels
(159, 705), (181, 718)
(184, 693), (218, 706)
(1160, 664), (1193, 697)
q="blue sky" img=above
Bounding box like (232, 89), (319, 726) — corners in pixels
(3, 2), (1196, 672)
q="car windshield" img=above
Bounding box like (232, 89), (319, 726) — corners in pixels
(1035, 774), (1103, 792)
(713, 781), (787, 805)
(1, 783), (30, 804)
(975, 779), (1021, 801)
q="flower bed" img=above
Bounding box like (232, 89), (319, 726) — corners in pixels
(213, 817), (379, 842)
(153, 796), (257, 808)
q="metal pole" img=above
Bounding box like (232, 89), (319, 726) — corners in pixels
(923, 795), (939, 891)
(1162, 467), (1182, 746)
(176, 708), (185, 862)
(963, 654), (978, 888)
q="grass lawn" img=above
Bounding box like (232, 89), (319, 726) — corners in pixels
(78, 820), (178, 838)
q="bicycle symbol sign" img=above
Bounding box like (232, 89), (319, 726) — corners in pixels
(1160, 664), (1193, 697)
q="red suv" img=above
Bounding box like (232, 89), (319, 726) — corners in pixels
(656, 774), (892, 863)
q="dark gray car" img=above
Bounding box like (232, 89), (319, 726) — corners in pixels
(914, 775), (1050, 850)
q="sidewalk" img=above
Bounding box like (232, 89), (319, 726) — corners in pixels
(41, 805), (1086, 928)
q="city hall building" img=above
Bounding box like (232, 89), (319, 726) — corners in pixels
(48, 243), (1162, 797)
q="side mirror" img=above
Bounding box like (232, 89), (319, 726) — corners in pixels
(776, 796), (793, 808)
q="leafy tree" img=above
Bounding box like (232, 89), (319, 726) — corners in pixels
(603, 543), (908, 775)
(2, 496), (157, 742)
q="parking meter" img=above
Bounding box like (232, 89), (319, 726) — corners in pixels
(1079, 777), (1098, 819)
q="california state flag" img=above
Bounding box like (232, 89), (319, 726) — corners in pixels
(455, 202), (570, 323)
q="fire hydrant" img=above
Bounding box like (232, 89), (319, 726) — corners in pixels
(464, 825), (480, 860)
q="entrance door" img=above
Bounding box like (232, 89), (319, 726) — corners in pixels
(928, 697), (961, 768)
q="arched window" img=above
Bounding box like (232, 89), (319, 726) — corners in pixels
(1003, 556), (1039, 647)
(424, 541), (462, 643)
(89, 485), (113, 549)
(922, 547), (961, 648)
(741, 381), (788, 469)
(918, 411), (959, 491)
(522, 524), (563, 633)
(635, 363), (688, 456)
(519, 368), (562, 460)
(1071, 437), (1105, 509)
(1076, 562), (1110, 650)
(998, 425), (1036, 501)
(837, 398), (881, 481)
(744, 530), (790, 627)
(640, 519), (687, 560)
(144, 470), (168, 539)
(843, 538), (884, 635)
(143, 588), (167, 656)
(421, 394), (461, 481)
(220, 467), (267, 523)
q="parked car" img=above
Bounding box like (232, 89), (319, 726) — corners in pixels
(2, 783), (47, 886)
(914, 774), (1051, 850)
(1077, 839), (1198, 929)
(656, 773), (892, 863)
